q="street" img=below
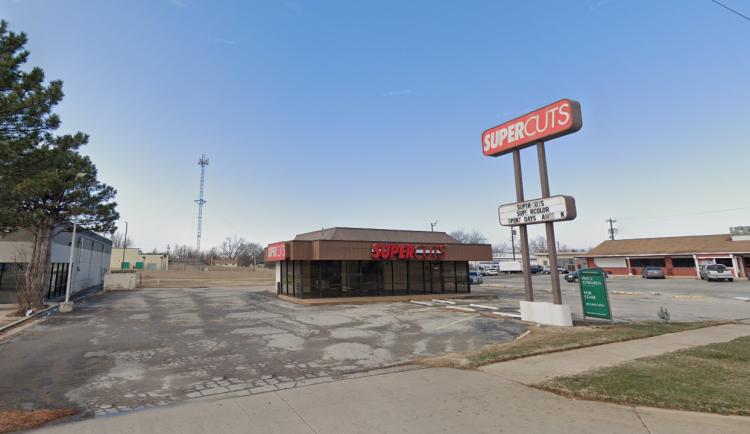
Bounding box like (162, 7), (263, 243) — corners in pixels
(474, 274), (750, 321)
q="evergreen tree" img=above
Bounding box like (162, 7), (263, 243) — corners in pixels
(0, 20), (118, 310)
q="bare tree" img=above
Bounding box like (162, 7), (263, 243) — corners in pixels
(238, 242), (264, 267)
(220, 235), (246, 260)
(529, 236), (548, 254)
(449, 229), (487, 244)
(171, 244), (198, 260)
(492, 242), (509, 253)
(111, 231), (134, 249)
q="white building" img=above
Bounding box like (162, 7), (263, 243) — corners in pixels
(0, 224), (112, 303)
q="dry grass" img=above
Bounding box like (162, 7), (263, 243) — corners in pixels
(420, 321), (727, 369)
(139, 268), (275, 288)
(0, 409), (78, 433)
(539, 336), (750, 415)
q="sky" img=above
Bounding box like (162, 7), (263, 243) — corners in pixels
(2, 0), (750, 252)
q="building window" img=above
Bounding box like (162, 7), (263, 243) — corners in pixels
(442, 261), (456, 293)
(408, 261), (425, 294)
(630, 258), (666, 267)
(671, 257), (695, 268)
(716, 258), (733, 267)
(456, 262), (469, 292)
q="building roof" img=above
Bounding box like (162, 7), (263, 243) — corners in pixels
(585, 234), (750, 257)
(293, 227), (460, 244)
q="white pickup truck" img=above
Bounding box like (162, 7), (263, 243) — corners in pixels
(700, 264), (734, 282)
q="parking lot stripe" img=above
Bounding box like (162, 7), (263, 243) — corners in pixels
(432, 314), (480, 331)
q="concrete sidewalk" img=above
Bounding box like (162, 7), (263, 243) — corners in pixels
(31, 367), (749, 434)
(480, 323), (750, 384)
(32, 324), (750, 434)
(31, 323), (750, 434)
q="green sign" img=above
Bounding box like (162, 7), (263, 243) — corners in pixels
(578, 268), (612, 320)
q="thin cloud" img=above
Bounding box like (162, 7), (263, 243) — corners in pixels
(382, 89), (412, 97)
(168, 0), (188, 8)
(209, 37), (237, 46)
(590, 0), (614, 11)
(281, 1), (303, 13)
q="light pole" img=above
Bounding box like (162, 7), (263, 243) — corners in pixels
(59, 222), (77, 313)
(60, 172), (85, 313)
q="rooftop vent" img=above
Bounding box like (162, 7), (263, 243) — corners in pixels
(730, 226), (750, 241)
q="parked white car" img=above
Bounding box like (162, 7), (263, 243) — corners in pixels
(700, 264), (734, 282)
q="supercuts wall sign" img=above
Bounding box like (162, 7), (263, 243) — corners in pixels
(266, 242), (287, 261)
(482, 99), (582, 157)
(371, 243), (446, 260)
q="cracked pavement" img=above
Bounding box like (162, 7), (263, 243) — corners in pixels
(0, 287), (526, 417)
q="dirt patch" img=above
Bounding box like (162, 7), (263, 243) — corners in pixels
(0, 409), (78, 433)
(139, 268), (274, 288)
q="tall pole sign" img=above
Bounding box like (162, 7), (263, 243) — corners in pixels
(482, 99), (582, 306)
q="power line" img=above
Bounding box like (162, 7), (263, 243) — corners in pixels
(618, 205), (750, 221)
(710, 0), (750, 22)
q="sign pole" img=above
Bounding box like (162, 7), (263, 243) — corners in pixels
(536, 142), (563, 305)
(512, 149), (533, 302)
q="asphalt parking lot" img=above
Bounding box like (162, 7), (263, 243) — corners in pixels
(476, 274), (750, 321)
(0, 287), (525, 417)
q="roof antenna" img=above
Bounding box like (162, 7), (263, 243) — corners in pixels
(430, 220), (438, 232)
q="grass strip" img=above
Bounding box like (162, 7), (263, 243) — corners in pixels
(538, 336), (750, 415)
(468, 321), (723, 367)
(421, 320), (726, 369)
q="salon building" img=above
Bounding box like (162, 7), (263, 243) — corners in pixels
(265, 227), (492, 299)
(577, 228), (750, 279)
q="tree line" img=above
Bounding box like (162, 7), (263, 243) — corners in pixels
(449, 228), (582, 254)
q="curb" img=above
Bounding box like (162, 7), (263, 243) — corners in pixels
(0, 287), (102, 336)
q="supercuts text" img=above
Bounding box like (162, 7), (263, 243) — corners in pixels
(482, 99), (582, 157)
(370, 243), (446, 260)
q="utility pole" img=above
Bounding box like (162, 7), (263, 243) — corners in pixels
(606, 218), (617, 240)
(195, 154), (209, 267)
(121, 221), (128, 268)
(511, 228), (517, 260)
(430, 220), (438, 232)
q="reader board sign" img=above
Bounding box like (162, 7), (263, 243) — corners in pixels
(498, 195), (576, 226)
(482, 99), (582, 157)
(266, 242), (287, 261)
(578, 268), (612, 320)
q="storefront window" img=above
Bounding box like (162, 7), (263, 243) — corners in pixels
(393, 261), (408, 295)
(341, 261), (356, 296)
(319, 261), (342, 297)
(443, 261), (456, 293)
(671, 257), (695, 268)
(430, 262), (442, 293)
(456, 262), (468, 292)
(281, 261), (288, 295)
(294, 261), (302, 297)
(301, 261), (312, 298)
(630, 258), (666, 267)
(360, 261), (378, 295)
(408, 261), (425, 293)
